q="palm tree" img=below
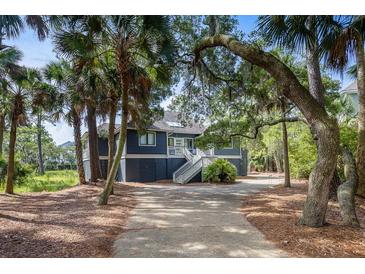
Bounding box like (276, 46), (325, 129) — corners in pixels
(323, 16), (365, 197)
(0, 15), (53, 159)
(53, 16), (106, 182)
(98, 15), (176, 205)
(44, 60), (87, 185)
(4, 67), (55, 194)
(0, 47), (22, 157)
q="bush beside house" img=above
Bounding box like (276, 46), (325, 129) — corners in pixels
(203, 159), (237, 183)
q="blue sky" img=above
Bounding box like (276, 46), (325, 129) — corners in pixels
(5, 15), (353, 145)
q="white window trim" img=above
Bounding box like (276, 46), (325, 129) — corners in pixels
(223, 138), (234, 149)
(184, 138), (194, 149)
(138, 131), (157, 147)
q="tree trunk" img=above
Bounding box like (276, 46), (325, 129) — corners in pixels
(194, 34), (340, 227)
(305, 17), (326, 108)
(86, 104), (101, 182)
(273, 152), (283, 173)
(338, 147), (360, 227)
(5, 109), (18, 194)
(98, 85), (128, 205)
(0, 112), (4, 157)
(36, 113), (45, 175)
(305, 19), (340, 200)
(355, 36), (365, 198)
(281, 121), (291, 187)
(72, 108), (86, 185)
(108, 100), (117, 195)
(108, 100), (117, 174)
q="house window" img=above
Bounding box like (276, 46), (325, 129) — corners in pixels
(223, 139), (234, 149)
(139, 132), (156, 146)
(184, 138), (193, 149)
(168, 137), (174, 147)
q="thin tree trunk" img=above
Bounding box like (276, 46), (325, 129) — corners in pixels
(355, 36), (365, 198)
(0, 112), (4, 157)
(37, 113), (45, 175)
(86, 104), (101, 182)
(98, 84), (128, 205)
(108, 101), (117, 174)
(6, 108), (18, 194)
(280, 99), (291, 187)
(338, 147), (360, 227)
(194, 34), (340, 227)
(305, 17), (326, 108)
(72, 108), (86, 185)
(107, 100), (117, 195)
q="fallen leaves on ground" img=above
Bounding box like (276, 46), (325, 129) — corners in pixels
(241, 181), (365, 257)
(0, 183), (136, 257)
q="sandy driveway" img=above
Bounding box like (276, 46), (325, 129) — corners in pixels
(113, 174), (287, 257)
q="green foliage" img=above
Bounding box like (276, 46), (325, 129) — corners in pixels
(0, 156), (33, 185)
(0, 170), (78, 193)
(202, 159), (237, 183)
(339, 123), (358, 153)
(287, 123), (317, 179)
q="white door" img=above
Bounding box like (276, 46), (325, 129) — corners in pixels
(174, 138), (184, 156)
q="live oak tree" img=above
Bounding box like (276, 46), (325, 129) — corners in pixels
(192, 33), (339, 227)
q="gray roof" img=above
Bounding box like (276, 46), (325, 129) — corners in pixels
(58, 141), (75, 148)
(96, 111), (205, 136)
(341, 81), (358, 94)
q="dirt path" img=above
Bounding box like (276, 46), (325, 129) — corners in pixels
(113, 174), (287, 257)
(0, 183), (135, 257)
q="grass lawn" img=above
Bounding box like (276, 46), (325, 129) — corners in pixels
(0, 170), (79, 193)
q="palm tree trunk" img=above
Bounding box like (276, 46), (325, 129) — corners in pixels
(306, 16), (326, 106)
(98, 84), (128, 205)
(72, 108), (86, 185)
(0, 112), (5, 157)
(107, 101), (117, 174)
(37, 113), (45, 175)
(355, 36), (365, 197)
(5, 108), (18, 194)
(86, 103), (101, 182)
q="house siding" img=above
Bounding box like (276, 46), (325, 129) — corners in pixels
(126, 129), (167, 154)
(98, 138), (109, 156)
(214, 138), (241, 156)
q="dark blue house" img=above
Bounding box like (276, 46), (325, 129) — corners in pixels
(83, 111), (247, 183)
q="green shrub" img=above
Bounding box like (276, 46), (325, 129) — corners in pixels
(0, 157), (34, 185)
(203, 159), (237, 183)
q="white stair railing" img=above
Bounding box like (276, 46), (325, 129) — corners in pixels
(173, 148), (203, 184)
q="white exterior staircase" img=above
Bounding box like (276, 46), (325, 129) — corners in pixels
(173, 148), (215, 184)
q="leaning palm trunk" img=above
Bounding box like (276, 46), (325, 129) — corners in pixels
(86, 103), (102, 182)
(355, 36), (365, 198)
(338, 147), (360, 227)
(194, 34), (339, 227)
(98, 86), (128, 205)
(36, 113), (45, 175)
(72, 108), (86, 185)
(107, 100), (117, 173)
(5, 107), (19, 194)
(0, 112), (4, 157)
